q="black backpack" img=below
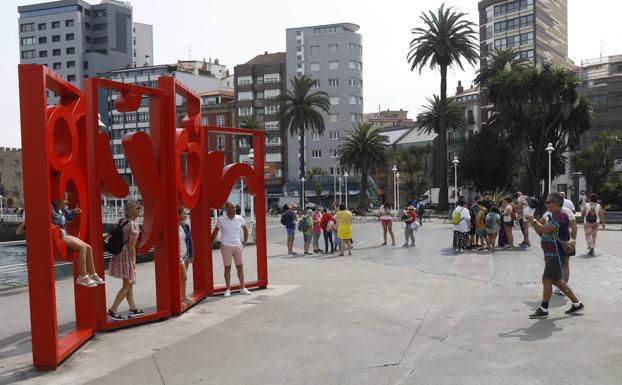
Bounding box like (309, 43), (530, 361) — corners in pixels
(526, 196), (538, 209)
(104, 220), (129, 254)
(280, 213), (288, 226)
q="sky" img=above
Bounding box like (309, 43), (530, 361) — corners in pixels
(2, 0), (622, 147)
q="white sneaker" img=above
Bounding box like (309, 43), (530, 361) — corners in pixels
(76, 275), (97, 288)
(224, 289), (231, 297)
(240, 287), (252, 295)
(89, 274), (105, 285)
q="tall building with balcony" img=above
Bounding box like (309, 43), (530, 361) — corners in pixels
(17, 0), (153, 87)
(478, 0), (568, 67)
(285, 23), (364, 183)
(234, 52), (288, 200)
(448, 81), (481, 163)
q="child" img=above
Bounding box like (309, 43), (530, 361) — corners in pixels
(179, 208), (195, 305)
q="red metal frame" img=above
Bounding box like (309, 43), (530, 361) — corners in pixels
(18, 65), (268, 369)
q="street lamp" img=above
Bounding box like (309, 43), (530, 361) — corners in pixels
(333, 166), (337, 207)
(0, 194), (3, 216)
(301, 177), (306, 208)
(396, 172), (400, 211)
(546, 142), (554, 194)
(338, 177), (343, 205)
(391, 165), (398, 214)
(344, 172), (349, 208)
(452, 156), (460, 204)
(247, 149), (255, 223)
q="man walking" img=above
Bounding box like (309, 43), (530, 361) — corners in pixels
(560, 192), (576, 214)
(211, 202), (251, 297)
(516, 192), (534, 247)
(281, 204), (297, 255)
(525, 193), (584, 319)
(539, 203), (577, 296)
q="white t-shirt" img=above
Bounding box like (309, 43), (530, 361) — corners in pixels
(179, 225), (188, 259)
(517, 195), (535, 217)
(503, 205), (513, 223)
(452, 206), (471, 233)
(216, 214), (246, 246)
(563, 199), (576, 212)
(584, 203), (602, 224)
(544, 207), (576, 222)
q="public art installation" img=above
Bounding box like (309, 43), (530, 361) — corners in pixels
(18, 65), (268, 370)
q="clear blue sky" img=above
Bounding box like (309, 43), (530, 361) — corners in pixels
(2, 0), (621, 147)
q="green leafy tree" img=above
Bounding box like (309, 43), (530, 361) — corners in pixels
(337, 122), (390, 208)
(238, 115), (263, 147)
(407, 3), (478, 210)
(486, 63), (593, 197)
(474, 48), (528, 87)
(573, 133), (622, 194)
(396, 145), (432, 198)
(279, 75), (330, 206)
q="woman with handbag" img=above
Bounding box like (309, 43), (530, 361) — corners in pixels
(402, 206), (417, 248)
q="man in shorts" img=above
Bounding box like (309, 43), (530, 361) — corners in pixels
(211, 202), (251, 297)
(281, 204), (297, 255)
(525, 193), (584, 319)
(516, 192), (535, 247)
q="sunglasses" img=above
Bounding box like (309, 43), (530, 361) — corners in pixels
(546, 201), (554, 204)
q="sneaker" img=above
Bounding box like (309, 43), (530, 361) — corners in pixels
(183, 297), (195, 304)
(128, 308), (145, 318)
(224, 289), (231, 297)
(107, 309), (124, 321)
(565, 303), (584, 315)
(529, 308), (549, 319)
(588, 248), (594, 256)
(89, 274), (105, 285)
(240, 288), (252, 295)
(76, 275), (97, 288)
(402, 244), (409, 248)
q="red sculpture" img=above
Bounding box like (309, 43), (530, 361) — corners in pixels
(18, 65), (268, 370)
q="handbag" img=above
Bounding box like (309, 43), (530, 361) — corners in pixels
(559, 238), (576, 257)
(410, 222), (419, 232)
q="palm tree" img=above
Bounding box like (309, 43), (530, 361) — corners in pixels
(407, 3), (478, 210)
(279, 75), (330, 206)
(239, 115), (263, 147)
(337, 122), (390, 208)
(474, 48), (528, 87)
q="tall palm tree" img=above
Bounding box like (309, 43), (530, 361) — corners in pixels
(239, 115), (263, 147)
(407, 3), (478, 210)
(279, 75), (330, 206)
(337, 122), (390, 208)
(474, 48), (528, 88)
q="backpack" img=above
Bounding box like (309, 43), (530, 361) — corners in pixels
(485, 213), (497, 229)
(526, 196), (538, 209)
(450, 208), (462, 225)
(585, 204), (598, 223)
(104, 220), (129, 255)
(298, 216), (309, 232)
(280, 213), (287, 226)
(511, 206), (518, 220)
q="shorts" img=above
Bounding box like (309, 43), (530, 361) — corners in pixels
(542, 255), (563, 281)
(477, 229), (487, 237)
(221, 244), (243, 267)
(286, 225), (296, 236)
(381, 219), (392, 225)
(303, 234), (313, 243)
(504, 221), (514, 228)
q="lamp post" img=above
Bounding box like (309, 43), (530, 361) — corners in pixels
(0, 194), (3, 216)
(391, 165), (397, 214)
(301, 177), (306, 208)
(333, 167), (337, 207)
(247, 149), (255, 223)
(396, 172), (400, 211)
(546, 142), (554, 194)
(338, 177), (343, 205)
(344, 172), (349, 208)
(452, 156), (460, 204)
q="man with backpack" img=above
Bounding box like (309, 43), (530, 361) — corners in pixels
(281, 204), (297, 255)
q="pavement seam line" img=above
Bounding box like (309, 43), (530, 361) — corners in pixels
(152, 353), (166, 385)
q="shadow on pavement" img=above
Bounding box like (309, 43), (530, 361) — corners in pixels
(497, 316), (575, 341)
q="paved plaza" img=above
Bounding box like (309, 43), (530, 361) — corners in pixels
(1, 217), (621, 385)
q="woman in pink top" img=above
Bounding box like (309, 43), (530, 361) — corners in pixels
(312, 207), (323, 253)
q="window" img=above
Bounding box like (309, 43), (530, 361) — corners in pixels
(266, 137), (282, 146)
(85, 36), (91, 43)
(310, 45), (319, 55)
(216, 115), (225, 126)
(66, 47), (75, 54)
(296, 46), (302, 52)
(311, 79), (320, 89)
(239, 107), (252, 116)
(350, 113), (357, 122)
(359, 96), (364, 105)
(520, 32), (533, 45)
(328, 61), (339, 70)
(85, 22), (91, 30)
(265, 104), (279, 115)
(348, 78), (357, 87)
(65, 19), (74, 27)
(520, 50), (534, 59)
(467, 109), (474, 124)
(328, 44), (338, 53)
(93, 37), (107, 44)
(93, 9), (107, 17)
(358, 62), (363, 70)
(53, 62), (61, 70)
(38, 37), (47, 44)
(328, 78), (339, 87)
(38, 23), (46, 30)
(21, 50), (36, 60)
(329, 96), (339, 105)
(39, 50), (48, 58)
(265, 121), (279, 130)
(67, 74), (76, 82)
(264, 73), (280, 83)
(21, 37), (35, 46)
(93, 23), (107, 31)
(67, 60), (75, 68)
(217, 135), (225, 150)
(329, 131), (340, 139)
(348, 43), (357, 51)
(52, 35), (60, 42)
(66, 33), (74, 41)
(238, 91), (253, 101)
(349, 60), (357, 69)
(264, 89), (280, 99)
(311, 132), (320, 140)
(20, 23), (34, 32)
(296, 30), (302, 36)
(51, 21), (60, 29)
(238, 138), (250, 148)
(310, 62), (320, 71)
(311, 150), (322, 158)
(329, 113), (339, 123)
(83, 61), (88, 69)
(297, 63), (303, 69)
(349, 96), (357, 105)
(330, 149), (338, 158)
(237, 75), (252, 85)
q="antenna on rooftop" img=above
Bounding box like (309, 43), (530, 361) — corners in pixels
(188, 46), (192, 61)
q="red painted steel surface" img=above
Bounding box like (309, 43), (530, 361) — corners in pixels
(18, 65), (268, 370)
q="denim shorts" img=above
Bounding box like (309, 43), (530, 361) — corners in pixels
(286, 225), (296, 236)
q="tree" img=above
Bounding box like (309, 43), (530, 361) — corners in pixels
(459, 127), (515, 192)
(573, 133), (622, 193)
(279, 75), (330, 207)
(337, 122), (390, 208)
(238, 115), (263, 147)
(474, 48), (528, 88)
(486, 63), (593, 197)
(407, 3), (479, 210)
(396, 145), (432, 198)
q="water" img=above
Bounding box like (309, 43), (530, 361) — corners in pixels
(0, 244), (29, 290)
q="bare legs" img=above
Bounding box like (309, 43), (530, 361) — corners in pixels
(504, 224), (514, 247)
(381, 222), (395, 245)
(338, 238), (352, 256)
(110, 278), (137, 313)
(287, 234), (294, 254)
(542, 278), (579, 304)
(63, 235), (96, 277)
(224, 265), (245, 289)
(486, 233), (497, 252)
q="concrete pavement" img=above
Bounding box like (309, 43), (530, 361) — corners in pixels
(1, 217), (621, 385)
